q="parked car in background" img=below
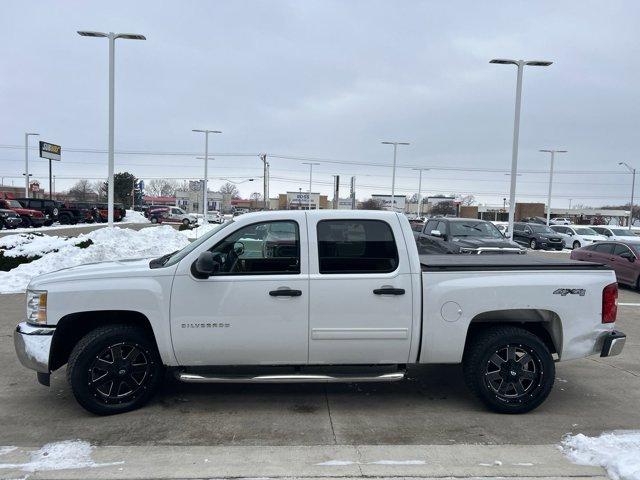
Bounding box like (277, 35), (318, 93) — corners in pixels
(0, 198), (46, 228)
(415, 218), (525, 254)
(520, 216), (547, 225)
(513, 222), (565, 250)
(147, 206), (170, 224)
(205, 211), (224, 224)
(93, 203), (123, 223)
(16, 198), (86, 225)
(158, 206), (197, 225)
(591, 226), (640, 244)
(65, 202), (99, 223)
(0, 209), (22, 229)
(491, 221), (509, 236)
(571, 241), (640, 289)
(550, 217), (572, 225)
(409, 218), (425, 232)
(549, 225), (607, 250)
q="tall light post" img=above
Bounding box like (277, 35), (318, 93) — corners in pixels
(412, 168), (429, 218)
(193, 130), (222, 217)
(540, 149), (567, 225)
(490, 58), (552, 239)
(24, 133), (39, 197)
(302, 162), (320, 210)
(619, 162), (636, 229)
(78, 31), (146, 226)
(381, 141), (410, 213)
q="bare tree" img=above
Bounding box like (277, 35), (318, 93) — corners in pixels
(429, 201), (456, 216)
(359, 198), (385, 210)
(146, 179), (179, 197)
(456, 194), (476, 206)
(249, 192), (263, 208)
(68, 179), (96, 201)
(220, 182), (240, 199)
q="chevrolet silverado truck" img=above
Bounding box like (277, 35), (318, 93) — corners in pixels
(14, 211), (625, 415)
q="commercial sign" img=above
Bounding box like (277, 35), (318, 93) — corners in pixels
(372, 194), (406, 212)
(39, 141), (61, 161)
(287, 191), (320, 209)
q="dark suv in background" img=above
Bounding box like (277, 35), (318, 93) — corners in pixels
(415, 217), (525, 254)
(15, 198), (87, 225)
(513, 222), (565, 250)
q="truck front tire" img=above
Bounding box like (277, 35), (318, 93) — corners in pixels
(463, 326), (555, 414)
(67, 324), (164, 415)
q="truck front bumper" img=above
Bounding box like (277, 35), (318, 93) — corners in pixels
(600, 330), (626, 357)
(14, 322), (55, 385)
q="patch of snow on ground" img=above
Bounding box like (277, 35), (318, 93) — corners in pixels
(0, 226), (189, 294)
(0, 440), (122, 472)
(0, 447), (17, 456)
(1, 233), (87, 258)
(561, 430), (640, 480)
(122, 210), (149, 224)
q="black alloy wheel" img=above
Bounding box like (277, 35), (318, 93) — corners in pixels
(484, 344), (541, 401)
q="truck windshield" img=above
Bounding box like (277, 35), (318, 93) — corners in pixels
(449, 221), (504, 239)
(160, 220), (234, 267)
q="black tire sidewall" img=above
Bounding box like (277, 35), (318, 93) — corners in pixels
(530, 239), (537, 249)
(467, 330), (555, 414)
(573, 241), (580, 250)
(68, 326), (164, 415)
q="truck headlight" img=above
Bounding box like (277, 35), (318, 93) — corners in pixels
(26, 290), (47, 325)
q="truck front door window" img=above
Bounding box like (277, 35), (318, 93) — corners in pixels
(317, 220), (398, 274)
(210, 220), (300, 274)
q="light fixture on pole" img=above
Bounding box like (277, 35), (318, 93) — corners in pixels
(302, 162), (320, 210)
(78, 30), (146, 226)
(540, 149), (567, 225)
(490, 58), (552, 239)
(193, 129), (222, 217)
(24, 133), (39, 198)
(619, 162), (636, 230)
(412, 168), (429, 218)
(381, 141), (410, 213)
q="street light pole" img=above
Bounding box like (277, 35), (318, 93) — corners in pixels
(78, 30), (146, 226)
(382, 141), (410, 213)
(540, 149), (567, 225)
(490, 58), (552, 239)
(619, 162), (636, 229)
(412, 168), (429, 218)
(302, 162), (320, 210)
(24, 133), (39, 198)
(193, 129), (222, 219)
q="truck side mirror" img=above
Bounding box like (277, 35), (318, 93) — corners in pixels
(621, 251), (635, 262)
(191, 251), (221, 279)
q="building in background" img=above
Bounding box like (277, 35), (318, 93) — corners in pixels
(278, 192), (328, 210)
(371, 194), (406, 212)
(175, 182), (230, 213)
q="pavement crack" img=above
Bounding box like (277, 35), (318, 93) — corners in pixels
(588, 357), (640, 377)
(324, 385), (337, 445)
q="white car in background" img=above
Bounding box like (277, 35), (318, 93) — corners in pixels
(550, 217), (572, 225)
(591, 226), (640, 243)
(205, 211), (224, 224)
(549, 225), (607, 250)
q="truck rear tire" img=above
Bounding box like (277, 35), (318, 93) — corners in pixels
(67, 324), (164, 415)
(463, 326), (554, 414)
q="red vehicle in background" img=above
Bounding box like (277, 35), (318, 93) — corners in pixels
(94, 203), (123, 223)
(571, 240), (640, 289)
(0, 197), (47, 228)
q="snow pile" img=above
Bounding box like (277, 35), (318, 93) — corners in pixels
(561, 430), (640, 480)
(0, 233), (88, 258)
(122, 209), (149, 224)
(0, 440), (122, 472)
(0, 226), (189, 294)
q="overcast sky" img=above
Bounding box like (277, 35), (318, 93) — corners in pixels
(1, 0), (639, 207)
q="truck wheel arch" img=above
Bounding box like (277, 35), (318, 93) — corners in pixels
(464, 309), (563, 358)
(49, 311), (159, 371)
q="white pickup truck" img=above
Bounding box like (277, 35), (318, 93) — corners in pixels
(14, 211), (626, 415)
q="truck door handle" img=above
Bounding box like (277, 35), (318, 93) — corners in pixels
(269, 289), (302, 297)
(373, 288), (405, 295)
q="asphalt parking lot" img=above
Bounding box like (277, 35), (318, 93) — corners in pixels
(1, 265), (639, 450)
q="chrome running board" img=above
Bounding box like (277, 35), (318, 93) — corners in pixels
(176, 371), (406, 384)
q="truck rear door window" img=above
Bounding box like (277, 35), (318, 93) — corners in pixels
(317, 220), (398, 274)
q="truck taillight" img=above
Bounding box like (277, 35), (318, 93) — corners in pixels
(602, 282), (618, 324)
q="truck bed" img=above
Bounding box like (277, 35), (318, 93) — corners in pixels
(420, 254), (610, 271)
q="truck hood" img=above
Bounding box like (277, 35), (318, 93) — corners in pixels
(451, 237), (522, 250)
(28, 257), (170, 289)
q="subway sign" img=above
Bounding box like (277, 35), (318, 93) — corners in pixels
(39, 141), (61, 161)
